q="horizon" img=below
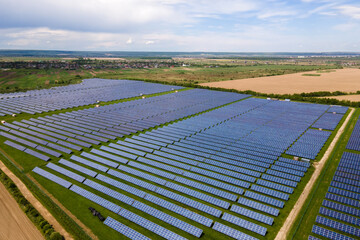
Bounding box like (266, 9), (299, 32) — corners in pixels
(1, 0), (360, 52)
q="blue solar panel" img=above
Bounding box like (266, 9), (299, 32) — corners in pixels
(131, 201), (203, 237)
(222, 213), (267, 236)
(46, 163), (85, 182)
(319, 207), (360, 227)
(312, 225), (356, 240)
(90, 149), (128, 164)
(117, 208), (187, 240)
(144, 194), (213, 227)
(323, 200), (360, 217)
(32, 167), (72, 188)
(70, 184), (121, 213)
(244, 191), (284, 208)
(212, 222), (259, 240)
(83, 179), (135, 205)
(58, 159), (97, 178)
(230, 204), (274, 225)
(104, 217), (150, 240)
(80, 152), (119, 168)
(316, 215), (359, 237)
(70, 155), (108, 172)
(155, 187), (222, 217)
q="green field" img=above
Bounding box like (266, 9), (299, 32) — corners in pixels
(0, 64), (339, 93)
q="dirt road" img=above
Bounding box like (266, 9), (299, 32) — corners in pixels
(0, 150), (73, 240)
(0, 182), (44, 240)
(274, 108), (355, 240)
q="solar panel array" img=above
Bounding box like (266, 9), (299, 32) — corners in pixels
(1, 88), (249, 161)
(6, 81), (344, 239)
(312, 113), (344, 131)
(346, 115), (360, 151)
(309, 152), (360, 239)
(286, 129), (332, 159)
(0, 78), (184, 116)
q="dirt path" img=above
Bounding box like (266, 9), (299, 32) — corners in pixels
(275, 108), (355, 240)
(0, 149), (73, 240)
(0, 182), (44, 240)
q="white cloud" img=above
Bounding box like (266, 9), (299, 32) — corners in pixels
(126, 38), (133, 44)
(145, 40), (155, 45)
(337, 5), (360, 19)
(258, 10), (296, 19)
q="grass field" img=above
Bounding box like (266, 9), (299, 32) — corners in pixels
(0, 64), (339, 93)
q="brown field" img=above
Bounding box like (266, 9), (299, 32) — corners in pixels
(200, 68), (360, 94)
(320, 94), (360, 102)
(0, 183), (43, 240)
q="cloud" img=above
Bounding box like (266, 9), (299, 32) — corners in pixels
(258, 10), (296, 19)
(0, 0), (185, 33)
(337, 5), (360, 19)
(145, 40), (155, 45)
(126, 38), (133, 44)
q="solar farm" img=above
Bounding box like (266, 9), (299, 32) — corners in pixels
(0, 78), (357, 240)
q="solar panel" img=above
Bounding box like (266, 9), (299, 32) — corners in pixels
(4, 140), (26, 151)
(131, 200), (203, 237)
(32, 167), (72, 188)
(70, 185), (121, 213)
(104, 217), (151, 240)
(84, 179), (135, 205)
(149, 191), (213, 226)
(70, 155), (108, 172)
(46, 163), (85, 183)
(80, 152), (119, 168)
(237, 197), (280, 216)
(222, 212), (267, 236)
(230, 204), (274, 225)
(312, 225), (356, 240)
(58, 159), (97, 178)
(25, 149), (50, 161)
(212, 222), (259, 240)
(90, 149), (128, 164)
(117, 208), (187, 240)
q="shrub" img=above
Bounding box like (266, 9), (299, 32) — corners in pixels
(49, 232), (64, 240)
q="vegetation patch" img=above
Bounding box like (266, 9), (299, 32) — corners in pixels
(302, 74), (321, 76)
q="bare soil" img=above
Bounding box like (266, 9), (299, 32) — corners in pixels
(0, 149), (73, 240)
(275, 108), (355, 240)
(320, 94), (360, 102)
(200, 68), (360, 94)
(0, 182), (44, 240)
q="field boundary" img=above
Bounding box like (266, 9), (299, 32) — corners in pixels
(274, 107), (354, 240)
(0, 156), (71, 239)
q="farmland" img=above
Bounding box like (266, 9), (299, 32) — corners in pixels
(201, 68), (360, 94)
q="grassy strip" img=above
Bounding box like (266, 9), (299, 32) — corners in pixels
(0, 169), (64, 240)
(302, 74), (321, 76)
(288, 108), (359, 239)
(0, 151), (92, 240)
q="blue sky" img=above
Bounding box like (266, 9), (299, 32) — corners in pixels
(0, 0), (359, 52)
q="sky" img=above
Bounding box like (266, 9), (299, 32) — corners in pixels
(0, 0), (360, 52)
